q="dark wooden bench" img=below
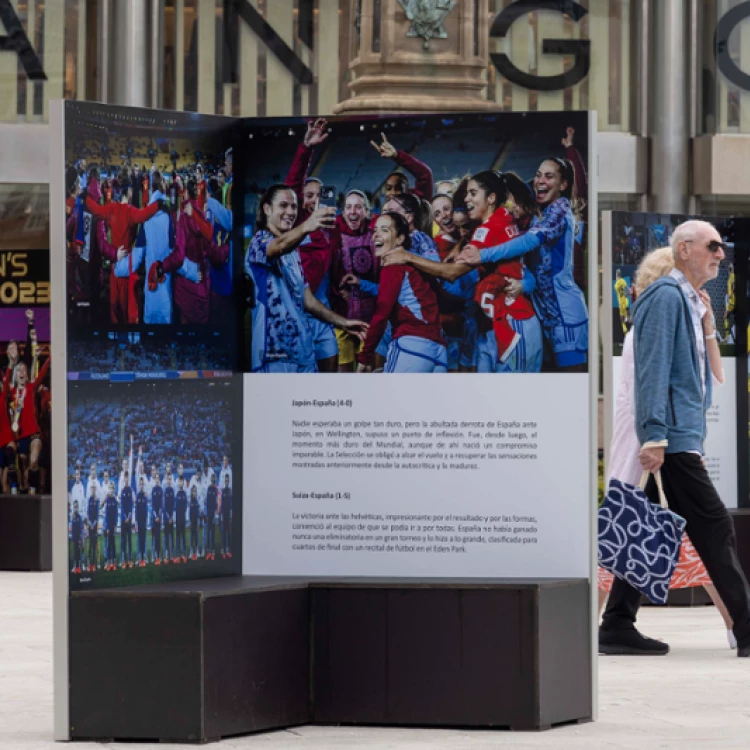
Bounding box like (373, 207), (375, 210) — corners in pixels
(69, 576), (591, 741)
(0, 493), (51, 571)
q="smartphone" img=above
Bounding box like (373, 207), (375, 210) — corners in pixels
(319, 185), (337, 209)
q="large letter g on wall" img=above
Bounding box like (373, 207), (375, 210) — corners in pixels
(491, 0), (590, 92)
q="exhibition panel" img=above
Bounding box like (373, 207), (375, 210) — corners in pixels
(52, 102), (598, 740)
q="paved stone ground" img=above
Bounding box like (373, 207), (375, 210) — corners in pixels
(2, 572), (750, 749)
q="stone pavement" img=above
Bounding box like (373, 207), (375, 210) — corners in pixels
(2, 571), (749, 749)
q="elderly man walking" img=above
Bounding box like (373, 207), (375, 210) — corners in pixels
(600, 219), (750, 656)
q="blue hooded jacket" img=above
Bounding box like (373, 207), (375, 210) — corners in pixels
(632, 275), (712, 453)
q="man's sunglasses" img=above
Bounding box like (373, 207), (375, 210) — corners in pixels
(685, 239), (729, 253)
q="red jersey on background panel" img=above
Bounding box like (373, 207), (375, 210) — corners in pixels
(471, 208), (535, 361)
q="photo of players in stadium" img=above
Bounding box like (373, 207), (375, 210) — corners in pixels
(63, 102), (237, 375)
(241, 111), (590, 374)
(1, 249), (51, 495)
(66, 379), (240, 590)
(610, 213), (738, 353)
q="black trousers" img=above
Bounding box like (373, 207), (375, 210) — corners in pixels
(601, 452), (750, 647)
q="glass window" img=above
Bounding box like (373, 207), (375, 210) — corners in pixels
(704, 0), (750, 134)
(0, 184), (50, 250)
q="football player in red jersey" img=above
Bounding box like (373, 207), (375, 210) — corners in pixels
(11, 344), (50, 493)
(382, 171), (542, 373)
(0, 364), (15, 494)
(357, 213), (447, 373)
(462, 171), (541, 372)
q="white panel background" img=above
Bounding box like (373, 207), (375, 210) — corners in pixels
(243, 374), (590, 578)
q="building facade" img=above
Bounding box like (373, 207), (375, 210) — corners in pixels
(1, 0), (750, 247)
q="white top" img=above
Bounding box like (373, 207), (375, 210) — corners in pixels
(669, 269), (706, 396)
(70, 481), (86, 507)
(219, 466), (232, 490)
(608, 329), (723, 485)
(608, 332), (644, 486)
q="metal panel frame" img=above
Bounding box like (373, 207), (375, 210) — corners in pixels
(588, 110), (599, 721)
(49, 99), (69, 741)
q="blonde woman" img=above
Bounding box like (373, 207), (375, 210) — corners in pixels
(600, 247), (734, 648)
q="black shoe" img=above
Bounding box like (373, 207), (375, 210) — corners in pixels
(737, 645), (750, 658)
(599, 628), (669, 656)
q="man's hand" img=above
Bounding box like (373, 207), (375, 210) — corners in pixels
(25, 309), (34, 323)
(639, 445), (665, 473)
(370, 132), (398, 160)
(184, 202), (193, 217)
(116, 246), (127, 262)
(343, 320), (369, 342)
(561, 126), (575, 148)
(303, 118), (329, 148)
(456, 244), (481, 266)
(698, 289), (715, 335)
(303, 205), (336, 233)
(381, 248), (411, 266)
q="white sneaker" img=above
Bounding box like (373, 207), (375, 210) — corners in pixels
(728, 629), (737, 649)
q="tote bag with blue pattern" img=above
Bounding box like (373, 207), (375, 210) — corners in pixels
(598, 471), (686, 605)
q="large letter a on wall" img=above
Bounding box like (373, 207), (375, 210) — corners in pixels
(0, 0), (46, 81)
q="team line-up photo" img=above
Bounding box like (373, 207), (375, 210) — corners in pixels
(65, 112), (234, 334)
(244, 113), (590, 374)
(67, 385), (235, 585)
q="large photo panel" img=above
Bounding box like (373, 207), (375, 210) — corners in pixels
(241, 111), (595, 577)
(603, 211), (743, 508)
(0, 248), (50, 495)
(66, 377), (241, 591)
(239, 111), (591, 376)
(63, 102), (239, 377)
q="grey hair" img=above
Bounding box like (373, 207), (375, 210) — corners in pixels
(670, 219), (718, 261)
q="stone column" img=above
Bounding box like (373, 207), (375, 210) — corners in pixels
(110, 0), (150, 107)
(334, 0), (494, 114)
(649, 0), (689, 213)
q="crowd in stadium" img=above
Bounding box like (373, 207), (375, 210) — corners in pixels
(69, 340), (231, 374)
(68, 391), (232, 478)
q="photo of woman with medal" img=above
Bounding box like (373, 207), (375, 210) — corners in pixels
(0, 364), (15, 494)
(10, 330), (49, 495)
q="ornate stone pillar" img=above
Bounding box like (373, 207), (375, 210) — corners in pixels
(334, 0), (494, 114)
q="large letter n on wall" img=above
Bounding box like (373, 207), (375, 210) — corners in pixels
(223, 0), (313, 87)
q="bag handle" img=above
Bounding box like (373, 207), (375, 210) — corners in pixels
(639, 471), (668, 509)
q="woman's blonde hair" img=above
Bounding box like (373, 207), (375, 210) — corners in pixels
(633, 246), (674, 296)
